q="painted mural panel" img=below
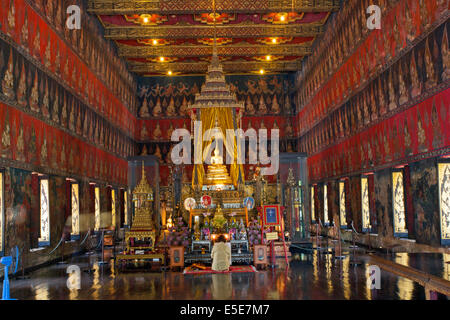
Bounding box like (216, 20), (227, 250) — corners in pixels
(323, 184), (329, 225)
(392, 171), (408, 237)
(94, 187), (100, 230)
(361, 176), (370, 232)
(39, 178), (50, 245)
(339, 180), (346, 228)
(111, 189), (116, 228)
(438, 162), (450, 245)
(124, 191), (128, 226)
(71, 183), (79, 236)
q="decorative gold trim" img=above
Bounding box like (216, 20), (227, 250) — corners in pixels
(117, 44), (312, 57)
(87, 0), (340, 14)
(103, 24), (324, 39)
(130, 60), (302, 73)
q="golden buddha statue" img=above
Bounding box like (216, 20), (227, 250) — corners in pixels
(212, 204), (227, 230)
(2, 49), (15, 99)
(205, 145), (232, 185)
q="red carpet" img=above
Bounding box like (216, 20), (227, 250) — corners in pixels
(183, 265), (257, 275)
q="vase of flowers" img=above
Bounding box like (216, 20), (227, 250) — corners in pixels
(167, 217), (190, 248)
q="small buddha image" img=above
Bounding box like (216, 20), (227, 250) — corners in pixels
(16, 125), (25, 162)
(424, 39), (437, 89)
(285, 119), (293, 137)
(387, 70), (397, 111)
(284, 94), (291, 114)
(21, 10), (29, 51)
(179, 96), (188, 116)
(42, 80), (50, 119)
(417, 112), (428, 153)
(431, 102), (443, 149)
(258, 95), (267, 115)
(152, 97), (162, 117)
(140, 145), (148, 156)
(29, 71), (40, 113)
(410, 52), (422, 99)
(154, 145), (163, 161)
(441, 28), (450, 81)
(141, 124), (149, 140)
(271, 95), (280, 114)
(1, 112), (11, 158)
(51, 89), (60, 123)
(16, 62), (27, 107)
(153, 123), (163, 140)
(166, 123), (174, 140)
(166, 97), (177, 116)
(398, 64), (409, 106)
(2, 49), (15, 99)
(44, 35), (52, 69)
(6, 0), (16, 37)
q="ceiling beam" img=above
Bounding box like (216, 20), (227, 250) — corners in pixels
(117, 44), (312, 57)
(104, 24), (324, 39)
(88, 0), (340, 15)
(129, 60), (302, 73)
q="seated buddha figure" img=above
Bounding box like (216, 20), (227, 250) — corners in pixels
(205, 145), (232, 186)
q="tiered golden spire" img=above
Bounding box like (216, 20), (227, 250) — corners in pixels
(131, 161), (154, 230)
(133, 161), (154, 196)
(187, 0), (244, 111)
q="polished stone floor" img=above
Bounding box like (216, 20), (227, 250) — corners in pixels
(3, 246), (448, 300)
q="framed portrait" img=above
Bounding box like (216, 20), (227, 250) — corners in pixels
(262, 205), (280, 226)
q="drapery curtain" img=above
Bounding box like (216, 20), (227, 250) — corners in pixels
(192, 107), (245, 188)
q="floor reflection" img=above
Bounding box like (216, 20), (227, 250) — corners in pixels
(3, 251), (448, 300)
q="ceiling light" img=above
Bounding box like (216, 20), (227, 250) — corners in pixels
(143, 17), (149, 23)
(168, 70), (172, 75)
(259, 69), (265, 74)
(153, 39), (158, 45)
(280, 15), (286, 21)
(266, 55), (271, 61)
(272, 38), (277, 44)
(159, 57), (165, 62)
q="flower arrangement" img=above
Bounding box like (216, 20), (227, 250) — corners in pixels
(247, 218), (270, 246)
(167, 217), (190, 247)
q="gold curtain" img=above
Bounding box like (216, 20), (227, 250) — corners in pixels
(192, 107), (245, 188)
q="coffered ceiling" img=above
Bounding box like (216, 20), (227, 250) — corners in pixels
(88, 0), (339, 76)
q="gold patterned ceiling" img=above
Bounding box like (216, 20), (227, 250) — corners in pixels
(88, 0), (339, 76)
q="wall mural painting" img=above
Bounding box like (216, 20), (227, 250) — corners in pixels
(392, 170), (408, 237)
(295, 0), (448, 135)
(438, 162), (450, 245)
(38, 178), (50, 245)
(0, 37), (136, 163)
(137, 74), (295, 119)
(361, 176), (370, 232)
(300, 8), (449, 185)
(0, 0), (138, 122)
(71, 183), (79, 236)
(307, 87), (449, 183)
(0, 102), (128, 185)
(339, 180), (346, 228)
(323, 184), (329, 225)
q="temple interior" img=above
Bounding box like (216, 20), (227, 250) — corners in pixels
(0, 0), (449, 301)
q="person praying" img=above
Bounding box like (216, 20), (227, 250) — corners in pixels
(211, 235), (231, 272)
